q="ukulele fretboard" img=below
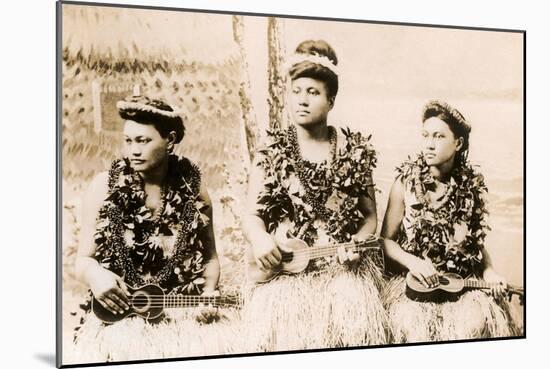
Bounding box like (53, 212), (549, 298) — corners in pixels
(162, 295), (222, 308)
(464, 279), (494, 289)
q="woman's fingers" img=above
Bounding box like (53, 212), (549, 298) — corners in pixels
(99, 296), (123, 315)
(109, 291), (130, 311)
(259, 255), (278, 269)
(348, 250), (360, 262)
(500, 281), (508, 295)
(422, 260), (439, 287)
(337, 246), (347, 264)
(427, 262), (439, 277)
(494, 287), (500, 298)
(495, 282), (507, 298)
(268, 250), (282, 265)
(195, 310), (207, 323)
(116, 279), (132, 297)
(271, 247), (282, 262)
(196, 305), (219, 324)
(258, 247), (283, 270)
(111, 285), (130, 305)
(201, 289), (221, 297)
(266, 255), (279, 268)
(412, 270), (430, 288)
(427, 271), (439, 288)
(265, 252), (281, 268)
(258, 257), (271, 270)
(417, 266), (438, 288)
(336, 246), (360, 265)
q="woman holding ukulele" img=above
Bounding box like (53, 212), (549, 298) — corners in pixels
(381, 100), (522, 342)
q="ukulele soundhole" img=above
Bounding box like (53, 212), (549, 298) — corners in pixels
(131, 291), (151, 313)
(438, 276), (450, 286)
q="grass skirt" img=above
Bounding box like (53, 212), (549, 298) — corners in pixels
(382, 276), (523, 343)
(242, 259), (388, 352)
(65, 308), (244, 364)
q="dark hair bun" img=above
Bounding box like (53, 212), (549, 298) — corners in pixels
(288, 40), (339, 99)
(295, 40), (338, 66)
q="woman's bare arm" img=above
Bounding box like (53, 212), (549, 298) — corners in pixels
(241, 155), (281, 269)
(380, 178), (409, 263)
(75, 172), (130, 313)
(75, 172), (110, 284)
(354, 174), (378, 239)
(199, 184), (220, 292)
(381, 178), (438, 287)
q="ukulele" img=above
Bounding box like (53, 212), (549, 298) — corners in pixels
(92, 284), (241, 323)
(405, 272), (525, 304)
(247, 235), (385, 284)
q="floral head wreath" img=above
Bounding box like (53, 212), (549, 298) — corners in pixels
(117, 95), (185, 143)
(116, 95), (181, 119)
(285, 52), (340, 76)
(423, 99), (471, 165)
(423, 100), (471, 135)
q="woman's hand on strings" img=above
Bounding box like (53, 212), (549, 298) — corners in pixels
(195, 289), (222, 324)
(253, 232), (283, 270)
(336, 235), (364, 266)
(406, 256), (440, 288)
(89, 267), (131, 315)
(336, 246), (360, 265)
(483, 267), (508, 298)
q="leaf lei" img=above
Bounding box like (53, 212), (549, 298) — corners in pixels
(94, 155), (209, 294)
(287, 124), (338, 223)
(256, 126), (377, 268)
(396, 154), (490, 277)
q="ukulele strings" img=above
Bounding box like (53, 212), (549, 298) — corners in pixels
(281, 240), (380, 261)
(114, 295), (236, 308)
(463, 280), (523, 295)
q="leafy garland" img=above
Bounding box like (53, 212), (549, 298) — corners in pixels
(256, 126), (377, 269)
(396, 154), (489, 277)
(287, 124), (338, 222)
(94, 155), (209, 294)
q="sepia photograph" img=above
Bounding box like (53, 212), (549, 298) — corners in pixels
(57, 1), (525, 366)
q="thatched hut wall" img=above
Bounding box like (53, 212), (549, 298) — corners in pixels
(62, 53), (244, 190)
(61, 4), (246, 191)
(61, 5), (252, 292)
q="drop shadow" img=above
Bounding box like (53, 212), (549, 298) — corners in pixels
(34, 353), (56, 366)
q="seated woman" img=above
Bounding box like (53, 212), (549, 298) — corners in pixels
(381, 100), (521, 342)
(70, 95), (239, 362)
(242, 40), (388, 351)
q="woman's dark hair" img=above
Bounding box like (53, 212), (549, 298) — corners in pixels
(288, 40), (339, 99)
(117, 95), (185, 143)
(422, 100), (471, 166)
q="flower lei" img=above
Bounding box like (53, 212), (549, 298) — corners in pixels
(287, 124), (338, 222)
(94, 155), (209, 294)
(256, 126), (377, 259)
(396, 154), (489, 277)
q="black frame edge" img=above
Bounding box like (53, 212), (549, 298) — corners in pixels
(56, 1), (64, 367)
(58, 0), (526, 34)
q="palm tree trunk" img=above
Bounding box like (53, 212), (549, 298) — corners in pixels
(232, 15), (258, 165)
(267, 17), (286, 130)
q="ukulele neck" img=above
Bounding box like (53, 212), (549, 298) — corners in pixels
(163, 295), (221, 308)
(464, 279), (494, 289)
(464, 278), (524, 299)
(307, 237), (380, 259)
